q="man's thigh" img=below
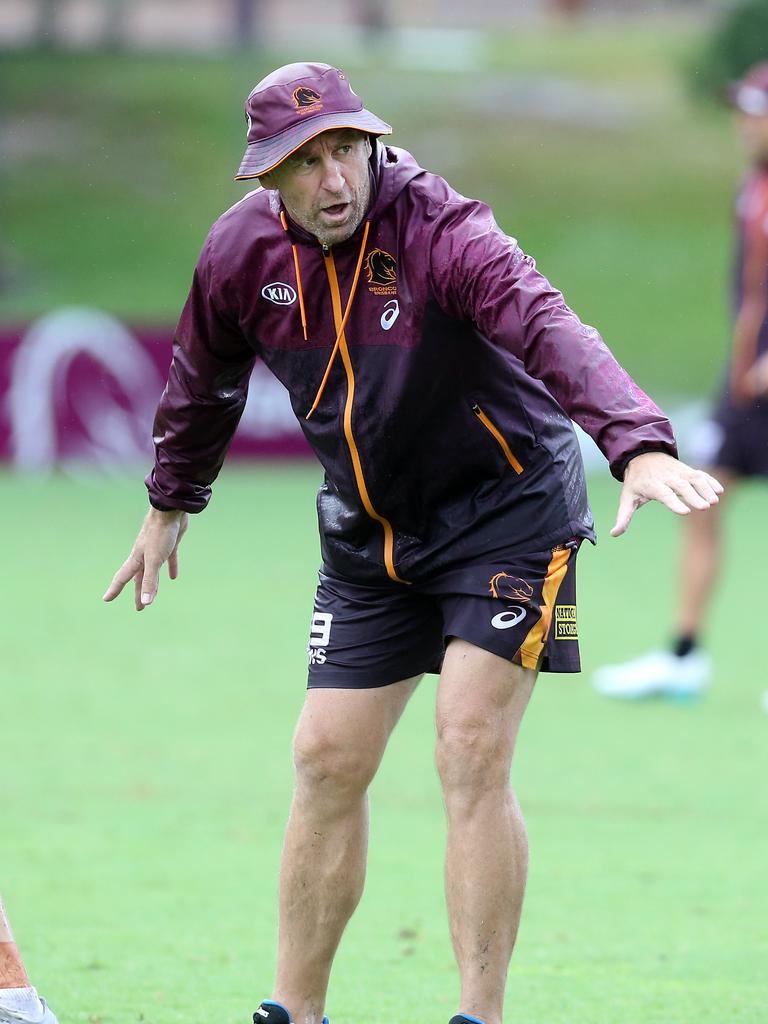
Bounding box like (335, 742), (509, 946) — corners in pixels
(436, 639), (537, 766)
(293, 676), (422, 783)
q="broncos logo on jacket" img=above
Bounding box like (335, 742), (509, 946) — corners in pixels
(364, 248), (397, 287)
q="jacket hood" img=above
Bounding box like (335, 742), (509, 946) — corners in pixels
(367, 140), (425, 222)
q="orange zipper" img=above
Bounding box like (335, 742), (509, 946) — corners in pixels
(472, 403), (524, 474)
(323, 252), (409, 585)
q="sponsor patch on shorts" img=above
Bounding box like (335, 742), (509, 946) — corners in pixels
(308, 611), (333, 665)
(554, 605), (578, 640)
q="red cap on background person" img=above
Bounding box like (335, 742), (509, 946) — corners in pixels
(235, 62), (392, 180)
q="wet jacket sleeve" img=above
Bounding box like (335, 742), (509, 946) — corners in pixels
(430, 198), (677, 479)
(145, 234), (256, 512)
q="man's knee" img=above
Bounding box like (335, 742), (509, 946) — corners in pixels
(435, 717), (511, 800)
(293, 720), (380, 799)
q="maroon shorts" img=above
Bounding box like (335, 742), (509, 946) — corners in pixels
(306, 541), (582, 689)
(691, 393), (768, 477)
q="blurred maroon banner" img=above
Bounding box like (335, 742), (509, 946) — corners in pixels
(0, 310), (311, 469)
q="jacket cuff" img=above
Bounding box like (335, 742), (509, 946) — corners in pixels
(148, 496), (186, 512)
(145, 468), (211, 513)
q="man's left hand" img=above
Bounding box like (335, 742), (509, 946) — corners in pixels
(611, 452), (723, 538)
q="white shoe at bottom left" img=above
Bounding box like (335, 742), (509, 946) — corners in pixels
(0, 999), (59, 1024)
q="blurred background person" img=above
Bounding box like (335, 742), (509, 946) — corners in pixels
(594, 62), (768, 705)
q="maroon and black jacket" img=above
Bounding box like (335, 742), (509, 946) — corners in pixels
(147, 142), (677, 585)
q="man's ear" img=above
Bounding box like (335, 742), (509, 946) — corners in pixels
(258, 171), (276, 188)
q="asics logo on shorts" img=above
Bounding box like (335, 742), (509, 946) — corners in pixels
(491, 605), (526, 630)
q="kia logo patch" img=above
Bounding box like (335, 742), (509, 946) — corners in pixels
(262, 282), (297, 306)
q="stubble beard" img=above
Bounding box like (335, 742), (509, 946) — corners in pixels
(315, 188), (370, 245)
(308, 179), (370, 248)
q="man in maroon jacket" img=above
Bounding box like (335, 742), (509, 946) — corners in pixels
(104, 63), (722, 1024)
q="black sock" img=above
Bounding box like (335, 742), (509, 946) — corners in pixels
(672, 634), (697, 658)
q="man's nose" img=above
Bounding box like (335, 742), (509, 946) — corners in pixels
(320, 158), (345, 192)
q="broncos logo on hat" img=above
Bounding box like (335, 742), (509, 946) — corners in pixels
(293, 87), (322, 109)
(489, 572), (534, 603)
(364, 248), (397, 287)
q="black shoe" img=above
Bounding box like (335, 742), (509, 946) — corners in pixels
(254, 1004), (291, 1024)
(449, 1016), (487, 1024)
(253, 1002), (329, 1024)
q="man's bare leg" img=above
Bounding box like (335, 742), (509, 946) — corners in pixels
(436, 640), (536, 1024)
(272, 677), (421, 1024)
(0, 901), (29, 990)
(674, 468), (735, 638)
(0, 898), (57, 1023)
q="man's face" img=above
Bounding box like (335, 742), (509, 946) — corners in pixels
(738, 110), (768, 164)
(261, 129), (372, 247)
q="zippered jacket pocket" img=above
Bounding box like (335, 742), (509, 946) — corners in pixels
(472, 403), (524, 474)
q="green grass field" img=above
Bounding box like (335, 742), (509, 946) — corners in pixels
(3, 19), (768, 1024)
(3, 466), (767, 1024)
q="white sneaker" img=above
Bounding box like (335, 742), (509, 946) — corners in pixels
(593, 649), (711, 700)
(0, 999), (59, 1024)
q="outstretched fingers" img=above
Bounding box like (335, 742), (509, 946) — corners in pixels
(103, 553), (142, 602)
(168, 548), (179, 580)
(610, 491), (643, 538)
(650, 482), (693, 516)
(167, 526), (186, 581)
(138, 555), (163, 610)
(668, 477), (712, 512)
(690, 470), (724, 503)
(612, 454), (725, 539)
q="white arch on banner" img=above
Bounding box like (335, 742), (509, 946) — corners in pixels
(7, 307), (163, 471)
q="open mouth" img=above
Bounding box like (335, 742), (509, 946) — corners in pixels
(320, 202), (350, 220)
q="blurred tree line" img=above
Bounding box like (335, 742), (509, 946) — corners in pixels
(690, 0), (768, 96)
(32, 0), (390, 50)
(23, 0), (768, 77)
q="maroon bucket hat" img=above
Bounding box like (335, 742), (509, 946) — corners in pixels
(235, 62), (392, 180)
(729, 62), (768, 116)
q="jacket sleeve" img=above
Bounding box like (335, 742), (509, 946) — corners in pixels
(145, 233), (257, 512)
(429, 197), (677, 478)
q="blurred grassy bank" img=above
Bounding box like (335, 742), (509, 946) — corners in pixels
(0, 24), (740, 395)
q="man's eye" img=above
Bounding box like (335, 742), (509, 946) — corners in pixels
(338, 145), (352, 154)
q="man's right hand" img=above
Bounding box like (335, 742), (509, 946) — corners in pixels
(103, 507), (188, 611)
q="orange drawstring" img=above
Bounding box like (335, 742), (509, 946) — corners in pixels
(291, 245), (308, 342)
(280, 211), (309, 342)
(306, 219), (371, 420)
